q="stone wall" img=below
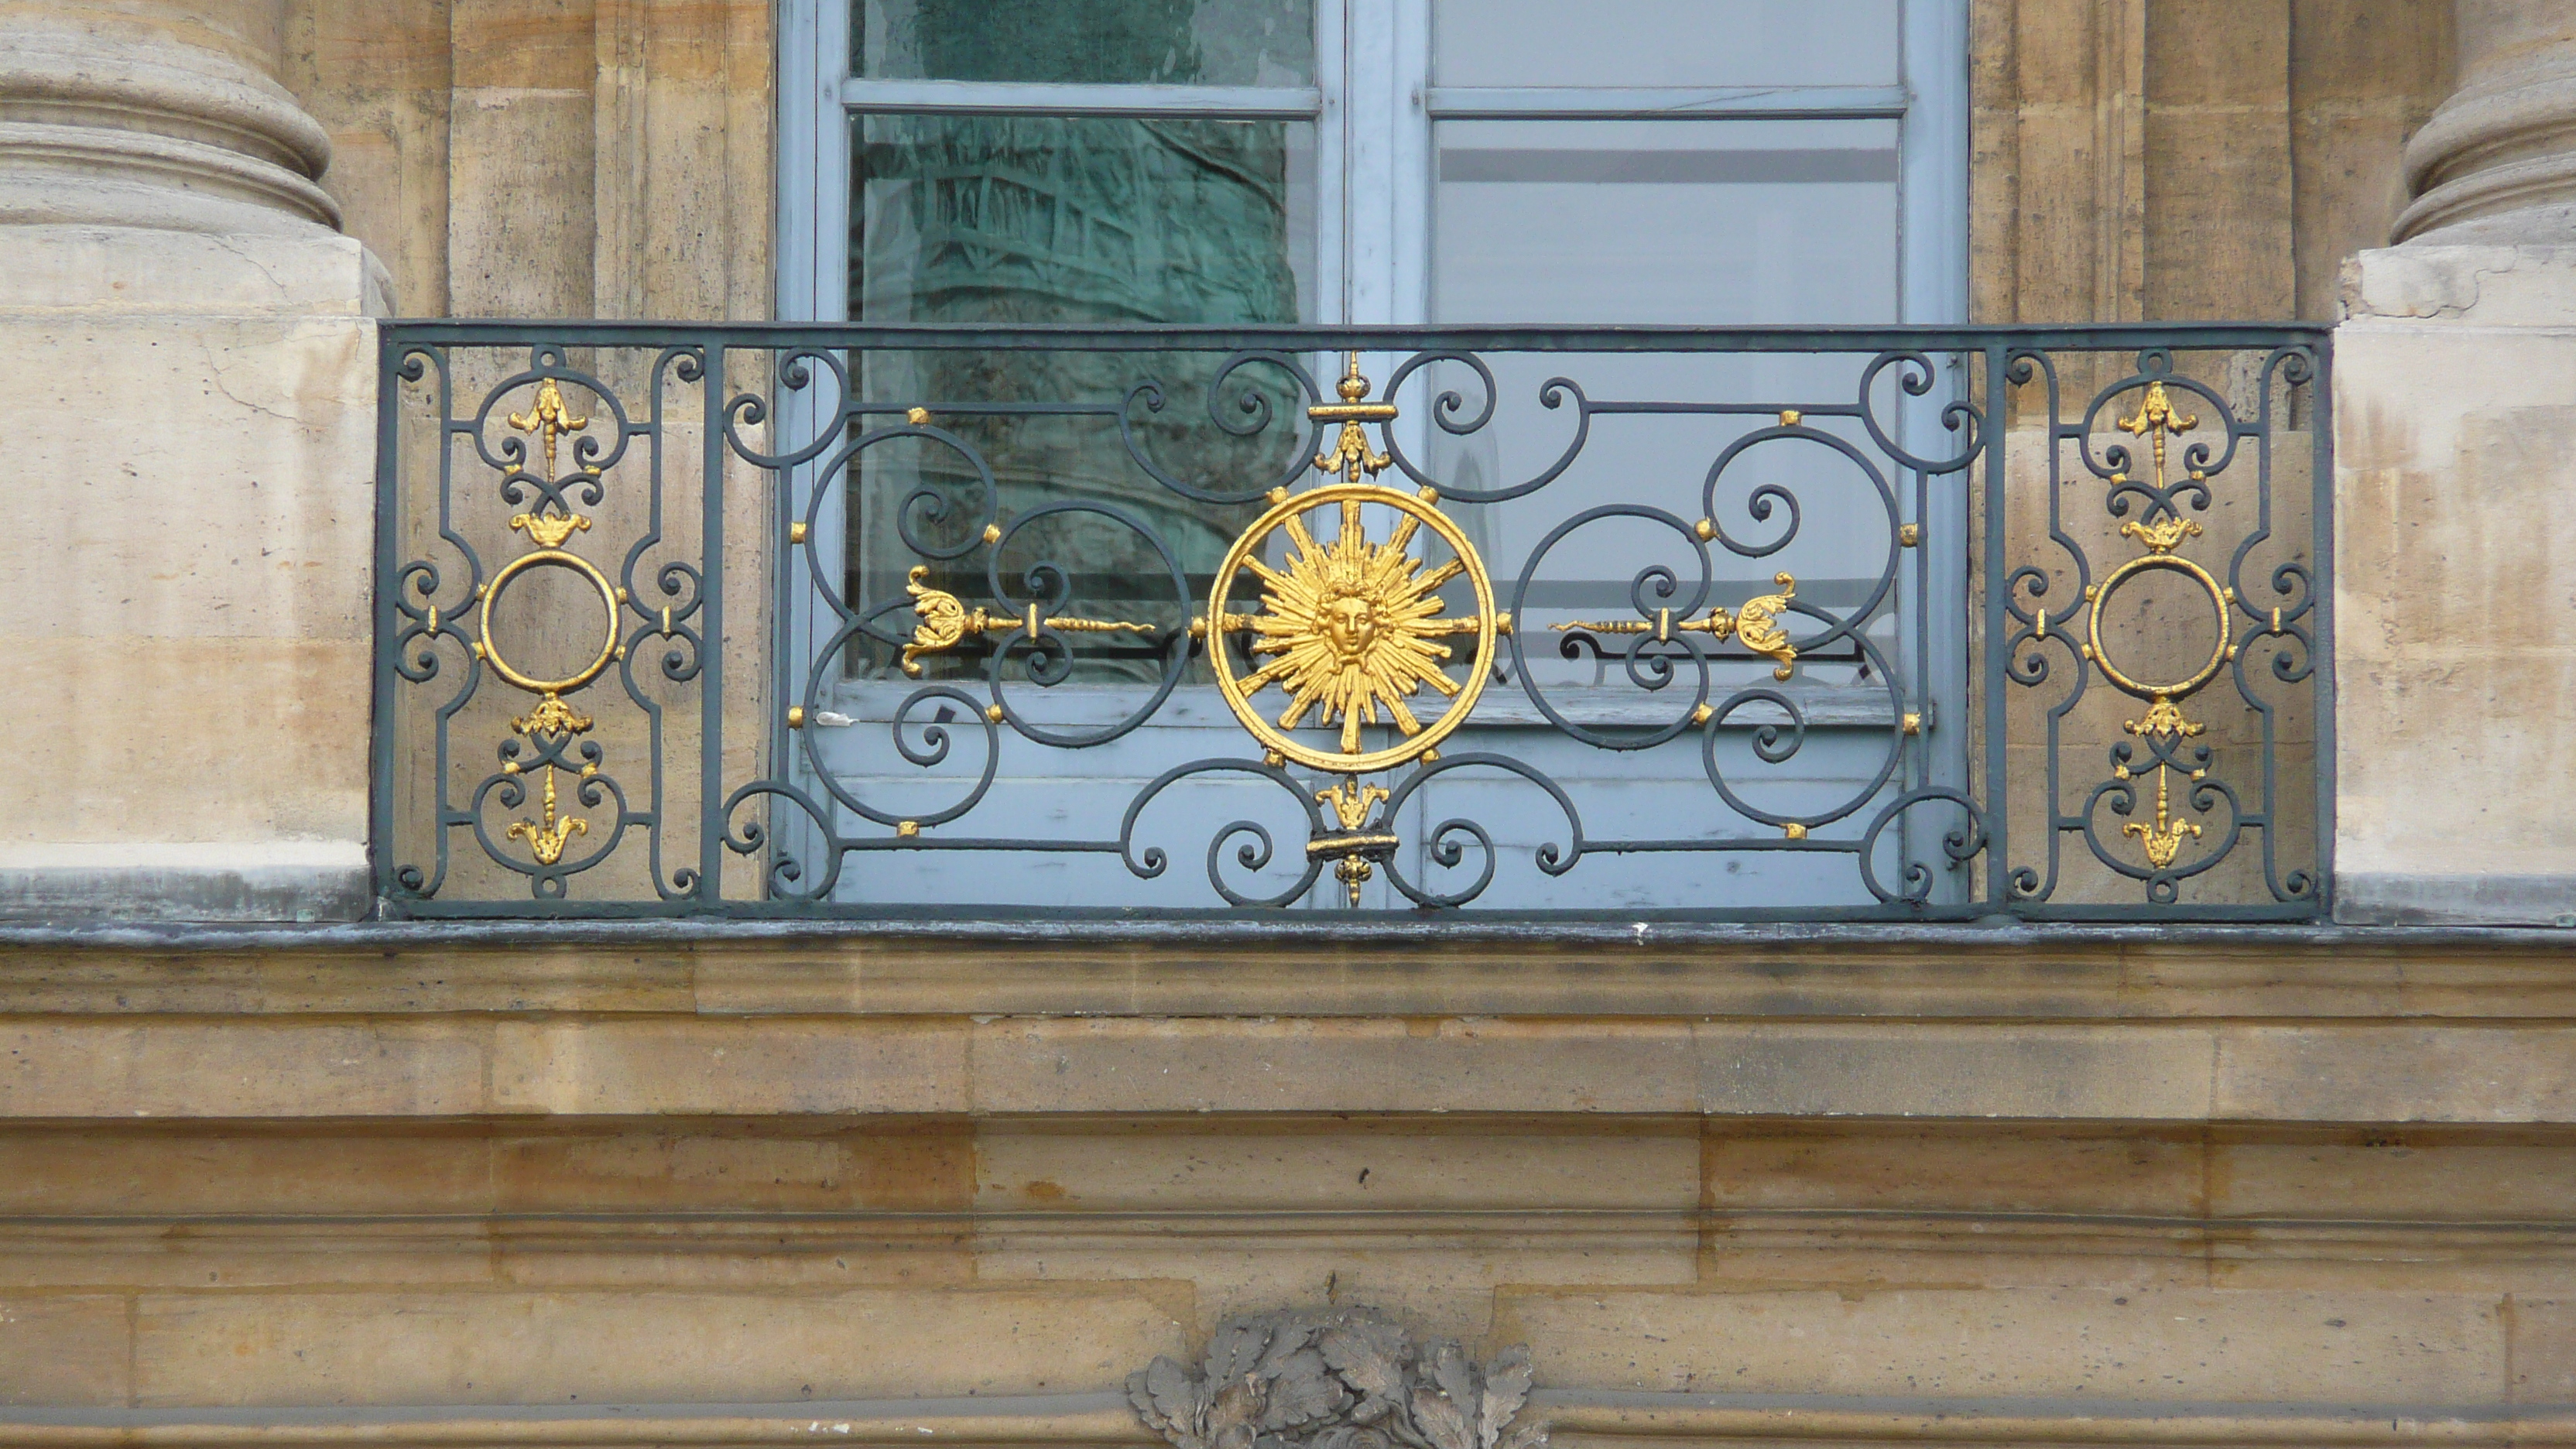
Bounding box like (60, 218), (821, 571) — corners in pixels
(294, 2), (2446, 330)
(1971, 0), (2451, 329)
(283, 0), (772, 322)
(6, 929), (2576, 1439)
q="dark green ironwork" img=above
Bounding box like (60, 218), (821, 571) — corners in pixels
(371, 321), (2332, 920)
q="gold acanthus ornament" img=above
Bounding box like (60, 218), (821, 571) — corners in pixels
(481, 374), (622, 871)
(2118, 696), (2208, 870)
(1311, 777), (1398, 906)
(896, 565), (1155, 677)
(507, 377), (591, 483)
(2073, 378), (2245, 875)
(1552, 572), (1800, 682)
(511, 509), (591, 549)
(2111, 379), (2204, 488)
(2119, 516), (2201, 554)
(505, 766), (589, 866)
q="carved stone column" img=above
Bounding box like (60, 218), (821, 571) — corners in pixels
(2334, 1), (2576, 923)
(2393, 0), (2576, 243)
(0, 0), (385, 920)
(0, 0), (341, 236)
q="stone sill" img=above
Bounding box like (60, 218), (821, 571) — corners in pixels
(5, 919), (2576, 1023)
(12, 917), (2576, 952)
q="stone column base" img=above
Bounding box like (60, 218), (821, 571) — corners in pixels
(2334, 244), (2576, 925)
(0, 226), (385, 923)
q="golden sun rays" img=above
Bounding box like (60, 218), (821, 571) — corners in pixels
(1235, 496), (1482, 757)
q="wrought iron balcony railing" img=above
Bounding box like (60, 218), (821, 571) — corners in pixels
(374, 323), (2329, 920)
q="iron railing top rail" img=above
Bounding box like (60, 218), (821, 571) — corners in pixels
(381, 320), (2334, 351)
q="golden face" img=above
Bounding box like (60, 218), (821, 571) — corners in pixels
(1226, 495), (1490, 757)
(1208, 481), (1499, 774)
(1322, 592), (1379, 661)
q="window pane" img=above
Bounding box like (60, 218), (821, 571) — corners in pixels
(858, 0), (1315, 85)
(1432, 0), (1899, 88)
(1434, 118), (1898, 324)
(846, 112), (1314, 684)
(1430, 118), (1902, 689)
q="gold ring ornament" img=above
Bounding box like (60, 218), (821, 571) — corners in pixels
(475, 546), (623, 696)
(1206, 481), (1495, 775)
(2083, 547), (2235, 700)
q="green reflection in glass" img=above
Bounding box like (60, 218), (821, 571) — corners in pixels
(857, 0), (1314, 86)
(846, 112), (1307, 685)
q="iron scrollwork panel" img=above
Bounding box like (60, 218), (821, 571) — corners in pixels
(372, 323), (2329, 920)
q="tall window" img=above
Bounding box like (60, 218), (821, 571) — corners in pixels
(776, 0), (1968, 908)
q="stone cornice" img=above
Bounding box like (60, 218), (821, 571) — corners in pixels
(5, 922), (2576, 1022)
(5, 1393), (2575, 1448)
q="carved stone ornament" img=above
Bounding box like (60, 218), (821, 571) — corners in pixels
(1128, 1307), (1546, 1449)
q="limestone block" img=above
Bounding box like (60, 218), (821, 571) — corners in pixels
(2143, 0), (2295, 321)
(1702, 1122), (2204, 1216)
(445, 88), (592, 316)
(2215, 1026), (2576, 1123)
(2287, 0), (2452, 318)
(0, 1019), (490, 1118)
(2211, 1128), (2576, 1221)
(1692, 1022), (2215, 1120)
(26, 1013), (2576, 1123)
(967, 1118), (1703, 1340)
(2334, 243), (2576, 921)
(975, 1119), (1697, 1214)
(129, 1286), (1187, 1406)
(283, 0), (452, 315)
(965, 1017), (1701, 1116)
(1494, 1286), (2507, 1403)
(488, 1016), (971, 1116)
(0, 248), (382, 919)
(2509, 1298), (2576, 1402)
(0, 1294), (130, 1406)
(0, 225), (387, 313)
(977, 1235), (1692, 1351)
(495, 1120), (976, 1213)
(0, 1123), (493, 1215)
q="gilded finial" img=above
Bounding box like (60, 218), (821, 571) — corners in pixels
(1307, 351), (1399, 483)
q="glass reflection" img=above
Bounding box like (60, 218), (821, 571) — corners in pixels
(847, 112), (1312, 684)
(857, 0), (1314, 86)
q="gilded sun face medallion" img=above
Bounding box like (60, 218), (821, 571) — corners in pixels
(1205, 482), (1498, 773)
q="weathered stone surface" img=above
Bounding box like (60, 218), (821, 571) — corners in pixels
(976, 1120), (1696, 1214)
(1702, 1122), (2204, 1216)
(0, 285), (379, 920)
(15, 1008), (2576, 1125)
(968, 1018), (1700, 1117)
(0, 1295), (129, 1406)
(131, 1286), (1188, 1406)
(2335, 244), (2576, 920)
(2398, 2), (2576, 244)
(488, 1016), (973, 1115)
(2215, 1026), (2576, 1122)
(1495, 1286), (2507, 1403)
(0, 1019), (491, 1118)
